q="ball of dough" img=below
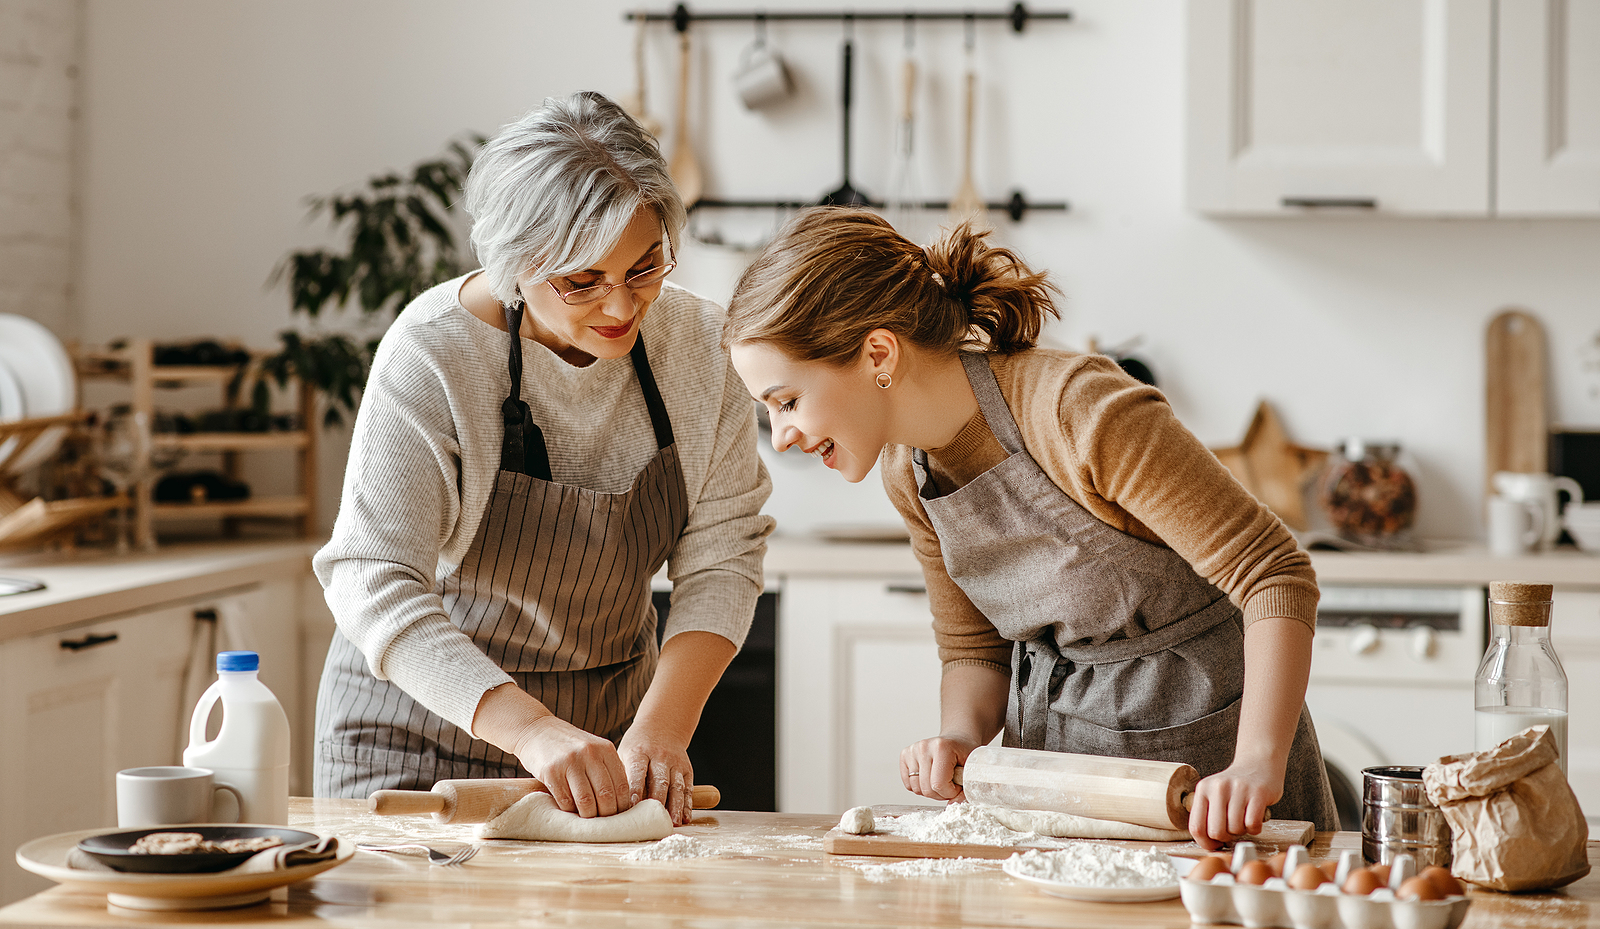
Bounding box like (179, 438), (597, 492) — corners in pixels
(477, 793), (673, 843)
(838, 806), (875, 835)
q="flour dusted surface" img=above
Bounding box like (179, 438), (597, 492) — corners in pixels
(851, 858), (993, 883)
(1006, 844), (1178, 888)
(621, 835), (711, 861)
(877, 803), (1036, 846)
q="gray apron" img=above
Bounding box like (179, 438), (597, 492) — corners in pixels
(912, 352), (1337, 828)
(314, 306), (688, 797)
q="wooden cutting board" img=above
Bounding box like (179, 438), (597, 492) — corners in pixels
(1485, 308), (1548, 498)
(822, 818), (1315, 860)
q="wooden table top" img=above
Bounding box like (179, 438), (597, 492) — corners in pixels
(2, 798), (1596, 927)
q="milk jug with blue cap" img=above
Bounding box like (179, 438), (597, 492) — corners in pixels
(182, 650), (290, 825)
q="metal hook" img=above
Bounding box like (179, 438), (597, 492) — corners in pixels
(753, 12), (767, 46)
(903, 12), (915, 51)
(964, 12), (976, 51)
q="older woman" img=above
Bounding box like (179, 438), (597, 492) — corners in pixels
(314, 92), (773, 825)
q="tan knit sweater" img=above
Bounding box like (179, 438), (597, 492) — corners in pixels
(881, 349), (1318, 673)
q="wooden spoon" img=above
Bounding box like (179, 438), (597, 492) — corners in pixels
(949, 69), (989, 230)
(669, 30), (703, 208)
(621, 8), (662, 137)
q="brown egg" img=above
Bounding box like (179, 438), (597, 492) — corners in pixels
(1188, 856), (1231, 882)
(1317, 860), (1340, 882)
(1419, 866), (1464, 897)
(1369, 863), (1392, 887)
(1288, 863), (1329, 891)
(1237, 860), (1274, 885)
(1343, 868), (1383, 895)
(1266, 851), (1289, 877)
(1398, 875), (1442, 901)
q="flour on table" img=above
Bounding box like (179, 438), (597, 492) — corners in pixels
(852, 858), (992, 882)
(621, 834), (710, 861)
(760, 834), (823, 850)
(878, 803), (1037, 846)
(1006, 844), (1178, 888)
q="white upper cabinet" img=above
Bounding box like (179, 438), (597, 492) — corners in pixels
(1497, 0), (1600, 215)
(1187, 0), (1504, 216)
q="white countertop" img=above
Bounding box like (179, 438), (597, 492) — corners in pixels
(4, 535), (1597, 642)
(763, 534), (1600, 587)
(0, 540), (318, 642)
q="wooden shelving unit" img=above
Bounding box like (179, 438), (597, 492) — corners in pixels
(75, 339), (318, 545)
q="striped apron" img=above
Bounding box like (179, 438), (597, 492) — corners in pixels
(912, 352), (1338, 828)
(314, 305), (688, 797)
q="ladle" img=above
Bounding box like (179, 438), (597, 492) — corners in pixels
(820, 31), (871, 206)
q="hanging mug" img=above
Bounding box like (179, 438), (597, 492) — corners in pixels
(734, 37), (792, 110)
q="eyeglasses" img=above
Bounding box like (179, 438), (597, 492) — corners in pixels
(546, 261), (676, 306)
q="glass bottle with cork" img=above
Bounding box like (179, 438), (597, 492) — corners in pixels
(1475, 581), (1568, 773)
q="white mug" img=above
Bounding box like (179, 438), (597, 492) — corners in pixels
(1491, 471), (1584, 549)
(116, 766), (242, 828)
(734, 41), (792, 110)
(1487, 494), (1543, 557)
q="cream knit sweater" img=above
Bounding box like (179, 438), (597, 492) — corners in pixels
(314, 276), (774, 733)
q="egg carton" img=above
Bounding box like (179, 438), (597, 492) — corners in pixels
(1178, 843), (1471, 929)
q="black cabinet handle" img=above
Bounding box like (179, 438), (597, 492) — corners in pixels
(1281, 197), (1378, 209)
(59, 632), (120, 652)
(886, 584), (927, 595)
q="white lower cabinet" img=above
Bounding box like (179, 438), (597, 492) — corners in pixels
(0, 605), (195, 903)
(0, 578), (307, 905)
(777, 576), (945, 814)
(1553, 589), (1600, 818)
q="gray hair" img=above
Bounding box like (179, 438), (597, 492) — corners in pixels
(464, 91), (687, 307)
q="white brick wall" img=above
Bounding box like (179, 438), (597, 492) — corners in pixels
(0, 0), (80, 338)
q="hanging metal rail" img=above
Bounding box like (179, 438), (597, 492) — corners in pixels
(626, 3), (1073, 220)
(626, 3), (1073, 33)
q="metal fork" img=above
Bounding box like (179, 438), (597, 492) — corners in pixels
(357, 842), (478, 866)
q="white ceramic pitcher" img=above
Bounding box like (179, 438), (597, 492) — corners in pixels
(1492, 471), (1585, 550)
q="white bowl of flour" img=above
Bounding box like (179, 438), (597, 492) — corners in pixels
(1003, 844), (1194, 902)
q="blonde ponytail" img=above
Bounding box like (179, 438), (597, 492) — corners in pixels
(724, 208), (1059, 364)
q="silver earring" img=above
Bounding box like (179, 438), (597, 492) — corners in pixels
(876, 372), (893, 389)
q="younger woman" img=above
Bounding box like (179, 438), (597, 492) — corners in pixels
(722, 208), (1336, 847)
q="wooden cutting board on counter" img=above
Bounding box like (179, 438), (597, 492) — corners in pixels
(823, 818), (1315, 861)
(1485, 308), (1548, 497)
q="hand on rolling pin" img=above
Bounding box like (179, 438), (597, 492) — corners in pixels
(900, 736), (978, 802)
(1188, 756), (1284, 850)
(510, 714), (634, 819)
(618, 731), (696, 826)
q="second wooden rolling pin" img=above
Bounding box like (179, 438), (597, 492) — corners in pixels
(956, 746), (1197, 831)
(370, 778), (721, 824)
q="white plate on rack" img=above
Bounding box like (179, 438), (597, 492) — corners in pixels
(1002, 849), (1193, 903)
(15, 827), (353, 911)
(0, 357), (24, 469)
(0, 314), (77, 473)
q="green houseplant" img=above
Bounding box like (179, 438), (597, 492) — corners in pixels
(261, 136), (483, 425)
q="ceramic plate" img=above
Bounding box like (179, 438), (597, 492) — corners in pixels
(1003, 850), (1193, 903)
(0, 357), (25, 469)
(77, 826), (321, 873)
(0, 357), (23, 420)
(0, 314), (76, 473)
(16, 827), (352, 911)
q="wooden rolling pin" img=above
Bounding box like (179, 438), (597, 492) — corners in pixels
(955, 746), (1197, 831)
(370, 778), (720, 824)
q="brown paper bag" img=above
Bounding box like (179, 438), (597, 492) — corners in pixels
(1422, 725), (1590, 892)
